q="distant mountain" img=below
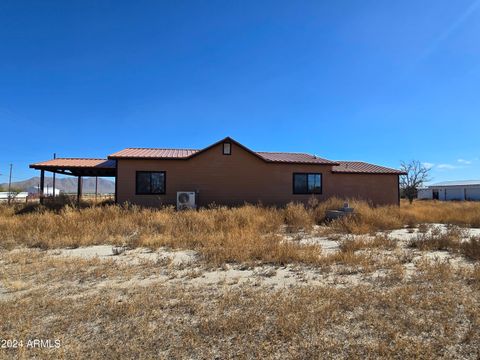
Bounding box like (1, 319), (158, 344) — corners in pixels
(1, 177), (115, 194)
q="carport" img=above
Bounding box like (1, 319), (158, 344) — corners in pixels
(29, 158), (116, 205)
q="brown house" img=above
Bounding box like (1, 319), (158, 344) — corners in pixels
(30, 137), (405, 207)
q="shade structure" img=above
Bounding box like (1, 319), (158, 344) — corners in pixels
(30, 158), (116, 177)
(29, 158), (116, 205)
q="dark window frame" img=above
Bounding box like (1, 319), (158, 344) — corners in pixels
(135, 171), (166, 195)
(223, 142), (232, 155)
(292, 172), (322, 195)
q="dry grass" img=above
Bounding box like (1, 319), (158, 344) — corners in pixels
(325, 199), (480, 234)
(1, 199), (480, 266)
(401, 200), (480, 227)
(0, 250), (479, 359)
(283, 202), (313, 232)
(461, 237), (480, 261)
(407, 225), (480, 261)
(0, 204), (323, 266)
(2, 198), (480, 358)
(339, 234), (397, 253)
(408, 225), (467, 251)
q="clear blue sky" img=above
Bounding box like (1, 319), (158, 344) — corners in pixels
(1, 0), (479, 184)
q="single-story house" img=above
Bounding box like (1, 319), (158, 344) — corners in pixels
(417, 180), (480, 201)
(30, 137), (405, 207)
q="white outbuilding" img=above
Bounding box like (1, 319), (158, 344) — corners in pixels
(27, 185), (61, 196)
(0, 192), (29, 202)
(418, 180), (480, 201)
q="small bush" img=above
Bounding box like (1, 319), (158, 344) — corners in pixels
(461, 237), (480, 261)
(339, 234), (396, 253)
(408, 225), (466, 251)
(283, 203), (313, 233)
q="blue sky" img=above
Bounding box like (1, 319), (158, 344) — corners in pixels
(1, 0), (479, 184)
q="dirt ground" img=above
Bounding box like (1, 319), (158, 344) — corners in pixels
(1, 225), (480, 359)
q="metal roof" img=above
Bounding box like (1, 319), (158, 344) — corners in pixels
(256, 152), (337, 164)
(332, 161), (406, 174)
(109, 147), (338, 165)
(108, 148), (198, 159)
(429, 180), (480, 187)
(30, 138), (401, 175)
(29, 158), (116, 177)
(30, 158), (116, 169)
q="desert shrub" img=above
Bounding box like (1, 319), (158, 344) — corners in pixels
(461, 237), (480, 261)
(339, 236), (366, 253)
(369, 233), (397, 250)
(408, 225), (467, 251)
(323, 200), (407, 234)
(283, 203), (313, 233)
(309, 197), (344, 223)
(339, 234), (396, 253)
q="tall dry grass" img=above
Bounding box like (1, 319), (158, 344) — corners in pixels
(1, 199), (480, 264)
(327, 199), (480, 234)
(401, 200), (480, 227)
(0, 204), (321, 265)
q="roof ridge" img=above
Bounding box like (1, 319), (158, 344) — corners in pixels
(431, 180), (480, 184)
(118, 149), (323, 156)
(336, 161), (398, 168)
(256, 151), (317, 156)
(55, 157), (109, 160)
(336, 160), (368, 163)
(123, 147), (199, 151)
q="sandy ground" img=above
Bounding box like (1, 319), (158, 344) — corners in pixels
(1, 224), (479, 359)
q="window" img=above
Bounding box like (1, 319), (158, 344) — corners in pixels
(223, 142), (231, 155)
(136, 171), (166, 195)
(293, 173), (322, 194)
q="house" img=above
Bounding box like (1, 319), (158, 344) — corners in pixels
(417, 180), (480, 201)
(30, 137), (405, 207)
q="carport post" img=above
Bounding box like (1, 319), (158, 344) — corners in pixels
(77, 176), (82, 207)
(39, 170), (45, 205)
(52, 153), (56, 198)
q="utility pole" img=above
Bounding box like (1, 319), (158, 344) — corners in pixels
(7, 164), (12, 205)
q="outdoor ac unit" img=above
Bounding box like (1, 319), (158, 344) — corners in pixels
(177, 191), (196, 210)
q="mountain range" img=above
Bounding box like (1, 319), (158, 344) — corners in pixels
(1, 177), (115, 194)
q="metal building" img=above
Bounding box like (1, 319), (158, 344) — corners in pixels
(418, 180), (480, 201)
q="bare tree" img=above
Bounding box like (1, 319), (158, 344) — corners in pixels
(7, 187), (22, 204)
(400, 160), (431, 203)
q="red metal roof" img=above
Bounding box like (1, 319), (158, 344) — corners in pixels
(30, 158), (116, 169)
(108, 148), (198, 159)
(256, 152), (338, 164)
(30, 139), (401, 173)
(108, 147), (338, 165)
(332, 161), (405, 174)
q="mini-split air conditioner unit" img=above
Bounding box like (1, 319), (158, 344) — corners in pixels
(176, 191), (196, 210)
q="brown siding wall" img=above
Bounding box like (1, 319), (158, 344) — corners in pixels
(116, 142), (399, 207)
(329, 173), (399, 206)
